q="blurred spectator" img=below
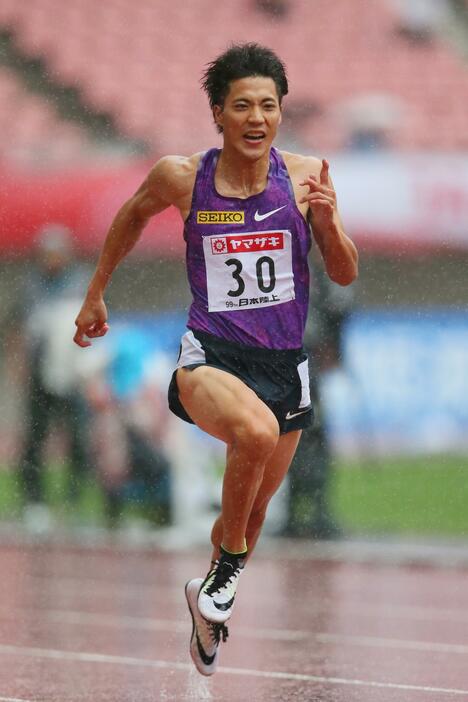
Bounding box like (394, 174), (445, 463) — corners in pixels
(391, 0), (450, 43)
(278, 99), (322, 153)
(254, 0), (291, 20)
(86, 327), (173, 529)
(281, 254), (356, 539)
(451, 0), (468, 22)
(8, 224), (91, 533)
(337, 93), (404, 152)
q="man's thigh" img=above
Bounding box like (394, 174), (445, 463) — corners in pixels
(176, 365), (278, 444)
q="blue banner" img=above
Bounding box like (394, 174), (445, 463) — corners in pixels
(323, 310), (468, 455)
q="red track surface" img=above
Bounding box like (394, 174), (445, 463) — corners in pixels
(0, 541), (468, 701)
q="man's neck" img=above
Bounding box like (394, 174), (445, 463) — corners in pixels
(216, 146), (271, 199)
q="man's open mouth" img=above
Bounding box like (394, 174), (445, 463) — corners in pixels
(243, 132), (266, 143)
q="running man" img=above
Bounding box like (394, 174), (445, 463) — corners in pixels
(74, 43), (358, 676)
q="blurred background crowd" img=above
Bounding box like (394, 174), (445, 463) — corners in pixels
(0, 0), (467, 543)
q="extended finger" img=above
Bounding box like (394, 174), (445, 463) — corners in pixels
(320, 159), (330, 185)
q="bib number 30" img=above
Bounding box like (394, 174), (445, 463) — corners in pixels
(226, 255), (276, 297)
(203, 229), (294, 312)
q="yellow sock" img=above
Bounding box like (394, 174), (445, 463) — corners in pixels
(221, 540), (247, 556)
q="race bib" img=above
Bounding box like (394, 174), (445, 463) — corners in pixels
(203, 230), (295, 312)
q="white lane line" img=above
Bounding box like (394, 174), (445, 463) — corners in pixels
(28, 574), (468, 624)
(317, 632), (468, 655)
(0, 644), (467, 697)
(219, 665), (468, 697)
(41, 609), (468, 653)
(0, 697), (37, 702)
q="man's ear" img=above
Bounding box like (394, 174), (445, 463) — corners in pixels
(213, 105), (223, 130)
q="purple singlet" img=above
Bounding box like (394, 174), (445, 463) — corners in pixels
(184, 147), (311, 350)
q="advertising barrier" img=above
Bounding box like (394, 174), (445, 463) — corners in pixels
(111, 308), (468, 457)
(2, 153), (468, 255)
(323, 309), (468, 455)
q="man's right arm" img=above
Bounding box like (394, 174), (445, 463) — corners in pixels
(74, 155), (195, 347)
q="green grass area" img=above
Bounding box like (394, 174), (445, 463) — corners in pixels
(0, 465), (106, 525)
(330, 454), (468, 537)
(0, 464), (169, 528)
(1, 454), (467, 536)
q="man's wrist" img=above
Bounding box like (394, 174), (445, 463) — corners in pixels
(87, 268), (113, 296)
(314, 220), (341, 241)
(86, 279), (106, 299)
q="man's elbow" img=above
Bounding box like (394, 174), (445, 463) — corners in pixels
(328, 264), (358, 286)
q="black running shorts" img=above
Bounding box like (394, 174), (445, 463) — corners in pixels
(168, 329), (314, 434)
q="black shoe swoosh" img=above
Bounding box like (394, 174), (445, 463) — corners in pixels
(214, 595), (235, 611)
(196, 633), (216, 666)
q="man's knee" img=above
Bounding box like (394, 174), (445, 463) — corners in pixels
(232, 415), (279, 459)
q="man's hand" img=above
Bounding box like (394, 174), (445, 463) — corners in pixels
(73, 295), (109, 348)
(298, 157), (358, 285)
(299, 159), (337, 232)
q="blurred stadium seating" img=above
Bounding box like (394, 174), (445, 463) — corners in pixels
(0, 0), (467, 165)
(0, 64), (93, 165)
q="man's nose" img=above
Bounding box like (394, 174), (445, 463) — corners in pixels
(248, 106), (264, 122)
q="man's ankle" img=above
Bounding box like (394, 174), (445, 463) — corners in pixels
(220, 540), (247, 558)
(220, 545), (248, 565)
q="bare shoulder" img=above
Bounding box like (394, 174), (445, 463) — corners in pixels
(279, 151), (324, 217)
(146, 152), (203, 203)
(280, 151), (323, 179)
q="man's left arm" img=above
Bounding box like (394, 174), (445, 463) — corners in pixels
(300, 158), (358, 286)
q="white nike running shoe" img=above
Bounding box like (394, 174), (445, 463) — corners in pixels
(197, 550), (245, 624)
(185, 578), (229, 677)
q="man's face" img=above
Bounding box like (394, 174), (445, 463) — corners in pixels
(214, 76), (282, 160)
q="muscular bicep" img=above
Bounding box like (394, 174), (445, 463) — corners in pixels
(120, 155), (194, 225)
(122, 171), (172, 224)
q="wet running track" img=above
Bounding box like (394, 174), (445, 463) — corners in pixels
(0, 538), (468, 701)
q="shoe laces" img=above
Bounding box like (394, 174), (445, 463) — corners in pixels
(206, 558), (242, 596)
(209, 621), (229, 644)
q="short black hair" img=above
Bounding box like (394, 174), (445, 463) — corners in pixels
(201, 42), (288, 113)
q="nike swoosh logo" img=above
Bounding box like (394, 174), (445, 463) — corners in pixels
(254, 205), (287, 222)
(285, 407), (311, 420)
(214, 595), (235, 611)
(196, 633), (216, 665)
